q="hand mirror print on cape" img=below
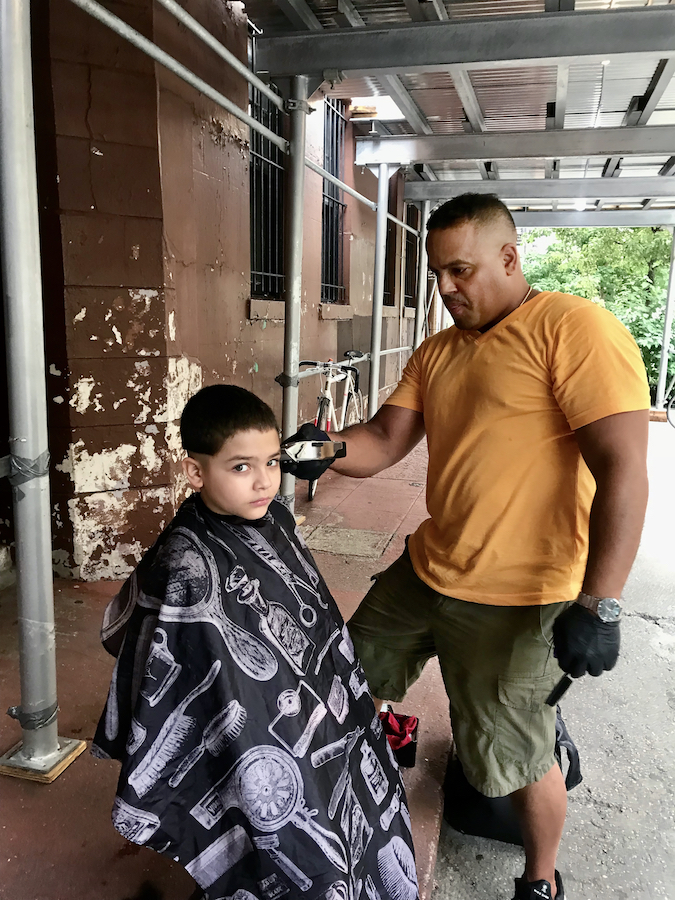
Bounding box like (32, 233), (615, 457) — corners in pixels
(155, 528), (278, 682)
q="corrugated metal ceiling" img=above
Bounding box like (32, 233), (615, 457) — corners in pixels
(243, 0), (675, 203)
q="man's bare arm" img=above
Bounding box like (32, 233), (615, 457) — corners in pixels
(575, 409), (649, 599)
(328, 404), (425, 478)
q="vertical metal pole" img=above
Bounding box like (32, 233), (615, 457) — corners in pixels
(0, 0), (60, 764)
(368, 163), (389, 420)
(655, 229), (675, 409)
(414, 200), (430, 350)
(280, 76), (308, 509)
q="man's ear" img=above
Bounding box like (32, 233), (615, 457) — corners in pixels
(502, 242), (518, 275)
(182, 455), (205, 491)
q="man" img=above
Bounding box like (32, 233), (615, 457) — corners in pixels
(284, 193), (650, 900)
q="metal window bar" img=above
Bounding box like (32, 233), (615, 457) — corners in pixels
(404, 205), (420, 307)
(322, 98), (347, 304)
(250, 86), (284, 299)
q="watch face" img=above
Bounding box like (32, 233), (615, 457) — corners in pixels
(597, 597), (621, 622)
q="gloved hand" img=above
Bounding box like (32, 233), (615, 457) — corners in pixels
(280, 422), (334, 481)
(552, 602), (620, 678)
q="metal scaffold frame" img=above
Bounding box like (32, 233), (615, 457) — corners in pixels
(0, 0), (427, 770)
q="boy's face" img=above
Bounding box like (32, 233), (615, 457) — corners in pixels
(182, 428), (282, 520)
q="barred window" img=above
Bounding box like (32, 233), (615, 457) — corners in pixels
(404, 205), (420, 307)
(321, 98), (347, 304)
(250, 86), (284, 299)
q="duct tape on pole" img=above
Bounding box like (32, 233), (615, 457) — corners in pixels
(368, 163), (390, 420)
(414, 200), (430, 350)
(280, 76), (309, 511)
(0, 0), (86, 780)
(655, 229), (675, 409)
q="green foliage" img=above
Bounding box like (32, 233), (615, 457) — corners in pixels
(521, 227), (674, 400)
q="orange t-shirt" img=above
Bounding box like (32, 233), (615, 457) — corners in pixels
(385, 291), (650, 606)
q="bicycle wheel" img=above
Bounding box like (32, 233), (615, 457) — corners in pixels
(344, 390), (364, 427)
(308, 397), (330, 501)
(667, 393), (675, 429)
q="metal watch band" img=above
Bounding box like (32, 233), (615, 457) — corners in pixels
(576, 591), (622, 622)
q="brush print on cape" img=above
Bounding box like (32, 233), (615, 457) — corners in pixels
(92, 494), (418, 900)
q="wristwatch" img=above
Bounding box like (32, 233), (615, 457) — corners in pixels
(576, 591), (622, 623)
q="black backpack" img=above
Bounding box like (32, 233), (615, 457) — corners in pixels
(443, 706), (582, 846)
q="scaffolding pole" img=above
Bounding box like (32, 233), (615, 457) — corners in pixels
(279, 76), (309, 511)
(655, 229), (675, 409)
(414, 200), (430, 350)
(0, 0), (85, 781)
(368, 163), (390, 420)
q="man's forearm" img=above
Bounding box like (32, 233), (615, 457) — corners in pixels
(327, 405), (426, 478)
(581, 462), (649, 599)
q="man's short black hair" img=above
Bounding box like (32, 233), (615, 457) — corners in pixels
(180, 384), (279, 456)
(427, 193), (516, 234)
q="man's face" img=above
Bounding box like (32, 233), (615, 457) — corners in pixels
(183, 428), (282, 520)
(427, 220), (518, 332)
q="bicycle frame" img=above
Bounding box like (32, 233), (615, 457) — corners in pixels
(315, 365), (355, 432)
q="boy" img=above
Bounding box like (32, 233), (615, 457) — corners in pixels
(92, 385), (418, 900)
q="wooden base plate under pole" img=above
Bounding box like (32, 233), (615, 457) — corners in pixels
(0, 737), (87, 784)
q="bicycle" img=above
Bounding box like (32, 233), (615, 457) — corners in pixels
(666, 370), (675, 429)
(300, 351), (367, 500)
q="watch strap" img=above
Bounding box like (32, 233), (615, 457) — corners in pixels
(576, 591), (621, 621)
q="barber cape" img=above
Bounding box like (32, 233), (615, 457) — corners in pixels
(92, 494), (418, 900)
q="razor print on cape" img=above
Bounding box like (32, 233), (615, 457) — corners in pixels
(191, 744), (349, 874)
(217, 522), (327, 627)
(156, 529), (279, 682)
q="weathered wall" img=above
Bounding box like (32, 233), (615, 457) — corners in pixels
(0, 0), (415, 579)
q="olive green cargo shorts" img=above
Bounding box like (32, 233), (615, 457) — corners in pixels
(348, 548), (569, 797)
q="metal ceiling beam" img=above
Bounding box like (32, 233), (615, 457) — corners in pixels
(256, 9), (675, 78)
(273, 0), (322, 31)
(274, 0), (436, 142)
(513, 210), (675, 227)
(335, 0), (365, 28)
(379, 74), (434, 135)
(355, 125), (675, 165)
(636, 57), (675, 125)
(603, 57), (675, 180)
(404, 177), (675, 201)
(449, 66), (485, 132)
(554, 64), (569, 130)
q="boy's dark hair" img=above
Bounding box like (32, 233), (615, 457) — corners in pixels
(180, 384), (278, 456)
(427, 193), (516, 234)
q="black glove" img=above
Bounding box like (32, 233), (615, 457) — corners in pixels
(280, 422), (334, 481)
(552, 602), (620, 678)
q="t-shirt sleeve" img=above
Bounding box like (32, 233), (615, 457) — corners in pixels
(383, 345), (425, 412)
(551, 303), (651, 431)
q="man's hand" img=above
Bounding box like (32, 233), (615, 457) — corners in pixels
(280, 423), (334, 481)
(552, 602), (620, 678)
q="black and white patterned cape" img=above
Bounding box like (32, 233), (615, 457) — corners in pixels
(92, 494), (418, 900)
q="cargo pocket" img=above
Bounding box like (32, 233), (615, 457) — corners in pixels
(495, 674), (558, 763)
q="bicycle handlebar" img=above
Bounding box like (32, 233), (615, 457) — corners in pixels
(299, 360), (361, 394)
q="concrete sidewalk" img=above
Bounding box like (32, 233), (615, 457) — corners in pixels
(0, 442), (452, 900)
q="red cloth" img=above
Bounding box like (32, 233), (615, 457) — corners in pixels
(378, 711), (418, 751)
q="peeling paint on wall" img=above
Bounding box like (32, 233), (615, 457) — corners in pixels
(68, 487), (172, 580)
(160, 356), (203, 423)
(168, 310), (176, 341)
(56, 440), (137, 493)
(70, 375), (103, 414)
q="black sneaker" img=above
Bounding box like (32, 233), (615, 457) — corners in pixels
(513, 870), (565, 900)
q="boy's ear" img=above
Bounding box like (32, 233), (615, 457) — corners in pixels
(182, 455), (205, 491)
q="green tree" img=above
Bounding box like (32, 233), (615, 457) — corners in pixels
(520, 227), (674, 401)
